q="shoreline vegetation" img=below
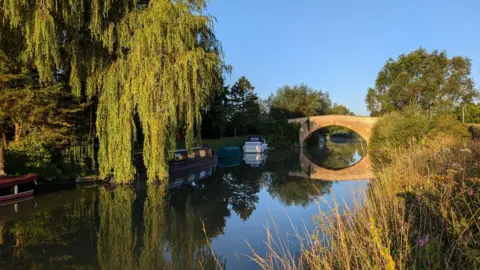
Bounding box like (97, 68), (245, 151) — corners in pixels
(251, 107), (480, 269)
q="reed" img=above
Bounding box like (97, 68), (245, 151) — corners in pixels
(251, 131), (480, 269)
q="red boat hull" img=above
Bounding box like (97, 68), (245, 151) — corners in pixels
(0, 174), (37, 202)
(0, 190), (34, 202)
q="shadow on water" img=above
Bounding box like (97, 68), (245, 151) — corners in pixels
(0, 136), (370, 269)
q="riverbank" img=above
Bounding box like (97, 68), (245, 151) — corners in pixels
(252, 109), (480, 269)
(202, 136), (249, 151)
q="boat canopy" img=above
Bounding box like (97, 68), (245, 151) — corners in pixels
(247, 136), (266, 142)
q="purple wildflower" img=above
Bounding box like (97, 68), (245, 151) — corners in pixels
(468, 187), (474, 197)
(418, 235), (429, 248)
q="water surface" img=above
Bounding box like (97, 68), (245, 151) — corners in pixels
(0, 138), (369, 269)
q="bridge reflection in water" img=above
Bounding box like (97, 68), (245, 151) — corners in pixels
(289, 152), (373, 181)
(289, 138), (373, 181)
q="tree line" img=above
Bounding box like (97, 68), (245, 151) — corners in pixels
(201, 76), (354, 139)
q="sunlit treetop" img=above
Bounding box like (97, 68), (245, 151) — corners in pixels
(0, 0), (225, 183)
(366, 48), (478, 116)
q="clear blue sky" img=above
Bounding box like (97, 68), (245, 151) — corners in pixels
(208, 0), (480, 116)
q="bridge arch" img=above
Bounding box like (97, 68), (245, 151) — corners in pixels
(288, 115), (379, 146)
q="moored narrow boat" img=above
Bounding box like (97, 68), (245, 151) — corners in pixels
(134, 147), (218, 173)
(0, 174), (37, 202)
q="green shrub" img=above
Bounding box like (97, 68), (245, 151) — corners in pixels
(263, 121), (300, 148)
(370, 105), (469, 164)
(5, 134), (95, 183)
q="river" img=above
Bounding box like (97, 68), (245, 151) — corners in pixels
(0, 136), (370, 269)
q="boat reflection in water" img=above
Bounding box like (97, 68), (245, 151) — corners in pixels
(243, 153), (268, 168)
(168, 164), (215, 189)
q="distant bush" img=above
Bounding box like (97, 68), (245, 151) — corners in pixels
(370, 105), (469, 164)
(262, 120), (300, 148)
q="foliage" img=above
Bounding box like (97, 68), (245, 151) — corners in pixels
(369, 105), (470, 164)
(0, 85), (84, 147)
(0, 0), (225, 184)
(201, 85), (231, 139)
(261, 120), (300, 148)
(268, 84), (331, 120)
(227, 76), (261, 136)
(366, 48), (478, 116)
(457, 103), (480, 123)
(0, 11), (87, 146)
(327, 103), (354, 116)
(5, 143), (96, 182)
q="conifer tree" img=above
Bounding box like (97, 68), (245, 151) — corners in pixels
(229, 76), (259, 135)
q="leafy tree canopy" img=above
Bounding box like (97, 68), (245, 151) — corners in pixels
(268, 84), (331, 120)
(327, 103), (354, 116)
(366, 48), (478, 116)
(0, 0), (225, 183)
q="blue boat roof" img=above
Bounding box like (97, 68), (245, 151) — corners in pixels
(221, 147), (242, 150)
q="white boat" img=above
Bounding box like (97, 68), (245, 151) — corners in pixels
(242, 136), (268, 153)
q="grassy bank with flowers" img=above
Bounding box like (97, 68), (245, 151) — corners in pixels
(251, 107), (480, 269)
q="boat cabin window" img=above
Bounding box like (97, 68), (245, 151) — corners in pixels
(174, 153), (184, 161)
(18, 182), (36, 193)
(248, 136), (266, 143)
(174, 178), (183, 185)
(199, 149), (206, 157)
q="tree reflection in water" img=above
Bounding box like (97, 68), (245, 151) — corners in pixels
(97, 187), (136, 270)
(267, 175), (332, 207)
(0, 140), (366, 268)
(98, 185), (224, 270)
(223, 165), (263, 221)
(0, 190), (97, 268)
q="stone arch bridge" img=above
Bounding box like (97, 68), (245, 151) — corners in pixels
(287, 115), (378, 181)
(287, 115), (379, 146)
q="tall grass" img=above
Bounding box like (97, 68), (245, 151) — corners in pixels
(251, 109), (480, 269)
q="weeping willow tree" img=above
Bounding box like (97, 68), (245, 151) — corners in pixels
(0, 0), (225, 183)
